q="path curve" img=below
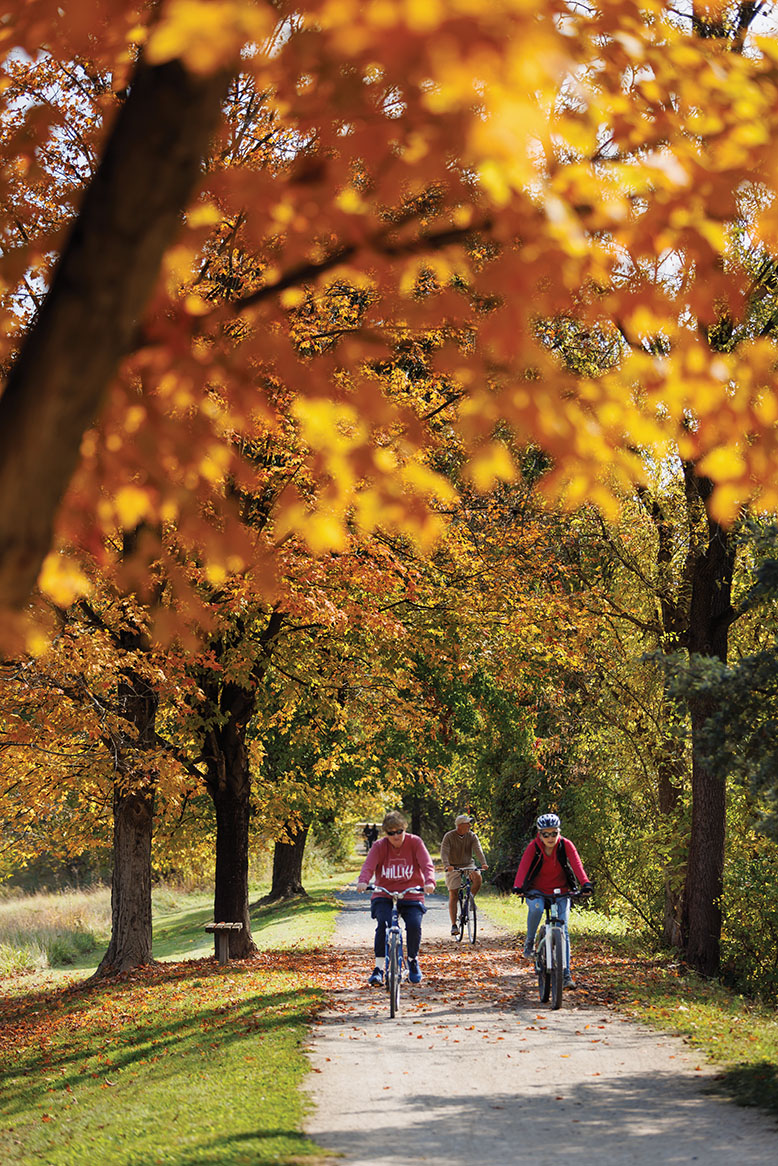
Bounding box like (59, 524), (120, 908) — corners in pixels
(305, 889), (776, 1165)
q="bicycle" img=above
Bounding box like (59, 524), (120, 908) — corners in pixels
(367, 884), (425, 1018)
(527, 889), (586, 1010)
(451, 864), (479, 944)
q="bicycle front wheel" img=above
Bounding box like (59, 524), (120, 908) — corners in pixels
(456, 891), (465, 942)
(387, 933), (401, 1018)
(536, 925), (550, 1003)
(466, 893), (477, 943)
(550, 927), (564, 1010)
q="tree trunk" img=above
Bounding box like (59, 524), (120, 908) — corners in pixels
(681, 477), (736, 976)
(95, 782), (155, 976)
(211, 769), (255, 958)
(651, 492), (689, 949)
(0, 59), (231, 617)
(95, 661), (159, 978)
(203, 681), (258, 959)
(200, 613), (284, 959)
(684, 696), (727, 975)
(266, 824), (309, 900)
(409, 792), (421, 836)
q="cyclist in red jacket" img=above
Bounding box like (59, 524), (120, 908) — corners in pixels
(513, 813), (592, 988)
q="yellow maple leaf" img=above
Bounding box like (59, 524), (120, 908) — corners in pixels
(467, 442), (516, 491)
(38, 553), (91, 607)
(115, 485), (152, 528)
(697, 445), (747, 482)
(146, 0), (271, 75)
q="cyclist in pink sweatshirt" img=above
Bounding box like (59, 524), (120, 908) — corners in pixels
(357, 810), (436, 986)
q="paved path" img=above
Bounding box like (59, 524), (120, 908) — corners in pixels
(305, 889), (777, 1165)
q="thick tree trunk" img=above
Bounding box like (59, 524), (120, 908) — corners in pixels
(95, 782), (155, 976)
(266, 825), (309, 900)
(684, 697), (727, 975)
(681, 478), (736, 976)
(211, 773), (255, 958)
(200, 613), (284, 959)
(0, 59), (231, 617)
(204, 681), (259, 960)
(95, 658), (159, 976)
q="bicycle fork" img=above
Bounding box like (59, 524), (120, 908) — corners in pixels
(537, 910), (563, 970)
(384, 921), (403, 985)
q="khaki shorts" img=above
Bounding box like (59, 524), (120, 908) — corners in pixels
(445, 867), (477, 891)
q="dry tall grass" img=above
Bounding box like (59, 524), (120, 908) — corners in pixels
(0, 885), (111, 975)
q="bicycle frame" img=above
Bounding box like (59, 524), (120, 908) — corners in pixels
(535, 891), (567, 958)
(368, 884), (424, 1017)
(527, 889), (578, 1010)
(451, 864), (479, 944)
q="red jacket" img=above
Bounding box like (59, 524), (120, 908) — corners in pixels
(513, 836), (589, 895)
(359, 833), (435, 903)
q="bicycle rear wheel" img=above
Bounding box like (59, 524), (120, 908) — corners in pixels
(466, 893), (477, 943)
(387, 932), (401, 1017)
(535, 925), (550, 1002)
(456, 890), (465, 942)
(550, 927), (564, 1010)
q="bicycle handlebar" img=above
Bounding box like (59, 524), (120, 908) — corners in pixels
(367, 884), (426, 898)
(523, 888), (589, 902)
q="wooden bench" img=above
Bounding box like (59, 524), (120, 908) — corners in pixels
(204, 921), (244, 964)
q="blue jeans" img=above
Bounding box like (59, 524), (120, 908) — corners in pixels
(371, 898), (425, 960)
(525, 894), (571, 973)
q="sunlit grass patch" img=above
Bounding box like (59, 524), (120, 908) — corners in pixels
(0, 956), (328, 1166)
(0, 869), (346, 985)
(0, 869), (344, 1160)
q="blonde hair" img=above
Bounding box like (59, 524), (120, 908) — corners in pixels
(382, 810), (407, 832)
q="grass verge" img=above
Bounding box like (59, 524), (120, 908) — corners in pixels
(479, 886), (778, 1117)
(0, 874), (345, 1164)
(0, 869), (348, 990)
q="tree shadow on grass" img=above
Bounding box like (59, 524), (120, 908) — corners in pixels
(127, 1128), (328, 1166)
(250, 893), (333, 925)
(707, 1060), (778, 1115)
(0, 959), (321, 1117)
(152, 904), (215, 958)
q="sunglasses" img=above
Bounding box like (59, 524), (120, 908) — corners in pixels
(385, 829), (404, 836)
(540, 830), (560, 838)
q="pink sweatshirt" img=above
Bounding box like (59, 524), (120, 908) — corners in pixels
(359, 833), (435, 903)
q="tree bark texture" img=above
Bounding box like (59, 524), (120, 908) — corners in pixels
(96, 662), (159, 976)
(0, 58), (230, 614)
(681, 476), (736, 976)
(267, 824), (309, 900)
(648, 489), (692, 948)
(200, 612), (284, 958)
(204, 680), (259, 959)
(96, 782), (155, 976)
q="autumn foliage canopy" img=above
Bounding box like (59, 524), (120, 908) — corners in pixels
(0, 2), (777, 638)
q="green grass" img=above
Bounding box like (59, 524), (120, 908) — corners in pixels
(0, 871), (345, 1164)
(479, 886), (778, 1116)
(0, 869), (347, 989)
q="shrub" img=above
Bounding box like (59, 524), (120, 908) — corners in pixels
(722, 842), (778, 1003)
